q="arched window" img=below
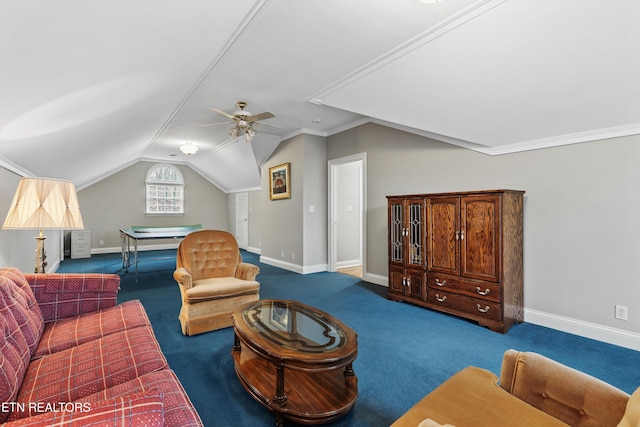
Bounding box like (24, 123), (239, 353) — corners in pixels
(145, 164), (184, 214)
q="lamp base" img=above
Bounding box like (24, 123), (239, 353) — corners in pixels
(34, 230), (47, 274)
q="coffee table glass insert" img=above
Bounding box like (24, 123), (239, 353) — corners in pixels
(232, 300), (358, 426)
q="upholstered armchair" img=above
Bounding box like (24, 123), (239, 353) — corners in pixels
(173, 230), (260, 336)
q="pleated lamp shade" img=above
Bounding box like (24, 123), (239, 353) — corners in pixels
(2, 177), (84, 230)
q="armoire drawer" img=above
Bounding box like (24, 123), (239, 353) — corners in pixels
(428, 289), (502, 321)
(427, 274), (500, 303)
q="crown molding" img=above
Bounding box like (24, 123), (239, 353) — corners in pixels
(0, 154), (34, 178)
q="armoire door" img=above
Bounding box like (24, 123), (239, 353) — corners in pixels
(460, 194), (501, 282)
(427, 197), (460, 275)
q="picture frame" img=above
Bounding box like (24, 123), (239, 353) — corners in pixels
(269, 162), (291, 200)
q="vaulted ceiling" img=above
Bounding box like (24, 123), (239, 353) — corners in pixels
(1, 0), (638, 192)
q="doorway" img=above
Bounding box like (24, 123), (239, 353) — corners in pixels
(328, 153), (366, 278)
(236, 192), (248, 250)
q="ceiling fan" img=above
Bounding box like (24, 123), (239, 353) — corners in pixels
(202, 101), (276, 141)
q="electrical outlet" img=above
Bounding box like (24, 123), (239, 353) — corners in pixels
(615, 305), (628, 321)
(291, 253), (295, 260)
(281, 250), (285, 258)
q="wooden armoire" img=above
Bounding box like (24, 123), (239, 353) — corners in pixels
(387, 190), (524, 333)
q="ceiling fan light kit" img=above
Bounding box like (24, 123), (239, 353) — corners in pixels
(205, 101), (276, 143)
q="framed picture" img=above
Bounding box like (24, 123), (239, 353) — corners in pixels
(269, 162), (290, 200)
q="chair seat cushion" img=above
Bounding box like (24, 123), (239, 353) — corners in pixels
(186, 277), (259, 303)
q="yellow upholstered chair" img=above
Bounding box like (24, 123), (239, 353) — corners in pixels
(173, 229), (260, 336)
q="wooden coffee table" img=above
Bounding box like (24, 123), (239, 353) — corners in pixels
(232, 300), (358, 426)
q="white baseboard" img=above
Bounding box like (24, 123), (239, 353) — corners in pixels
(336, 259), (361, 269)
(259, 256), (326, 275)
(246, 246), (261, 255)
(524, 308), (640, 351)
(364, 272), (388, 287)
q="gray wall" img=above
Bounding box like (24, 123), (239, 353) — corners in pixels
(77, 161), (228, 251)
(260, 133), (327, 273)
(2, 123), (638, 348)
(301, 134), (327, 269)
(327, 123), (640, 337)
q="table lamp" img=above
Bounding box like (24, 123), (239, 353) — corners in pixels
(2, 177), (84, 273)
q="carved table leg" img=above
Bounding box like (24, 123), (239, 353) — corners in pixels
(233, 333), (241, 352)
(274, 364), (288, 405)
(344, 363), (355, 377)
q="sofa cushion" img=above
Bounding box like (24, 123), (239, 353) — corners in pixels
(33, 300), (151, 359)
(617, 387), (640, 427)
(0, 270), (44, 356)
(0, 313), (32, 423)
(390, 367), (569, 427)
(82, 370), (204, 427)
(9, 326), (168, 421)
(1, 389), (164, 427)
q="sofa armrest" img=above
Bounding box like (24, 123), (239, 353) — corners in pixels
(174, 267), (193, 289)
(500, 349), (630, 427)
(24, 273), (120, 322)
(235, 263), (259, 281)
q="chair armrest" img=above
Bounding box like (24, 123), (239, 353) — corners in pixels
(174, 267), (193, 289)
(500, 349), (629, 426)
(24, 273), (120, 322)
(235, 263), (259, 281)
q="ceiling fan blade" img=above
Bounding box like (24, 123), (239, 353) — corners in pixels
(200, 121), (233, 127)
(211, 108), (235, 119)
(255, 121), (281, 129)
(248, 111), (275, 122)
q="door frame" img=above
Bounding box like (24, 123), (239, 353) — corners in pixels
(327, 153), (366, 276)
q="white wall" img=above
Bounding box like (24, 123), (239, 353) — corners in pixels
(327, 123), (640, 349)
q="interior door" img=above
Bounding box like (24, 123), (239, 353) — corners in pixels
(236, 193), (248, 249)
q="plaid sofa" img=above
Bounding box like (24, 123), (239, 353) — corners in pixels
(0, 267), (202, 426)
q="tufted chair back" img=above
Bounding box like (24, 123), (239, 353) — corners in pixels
(176, 230), (241, 280)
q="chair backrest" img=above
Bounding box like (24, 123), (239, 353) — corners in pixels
(176, 230), (242, 280)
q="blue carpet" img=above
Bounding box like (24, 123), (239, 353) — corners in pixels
(57, 250), (640, 426)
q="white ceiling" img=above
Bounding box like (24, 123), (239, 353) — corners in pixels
(1, 0), (639, 192)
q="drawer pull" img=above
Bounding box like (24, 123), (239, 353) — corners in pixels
(435, 278), (446, 287)
(476, 287), (490, 296)
(476, 304), (490, 313)
(435, 294), (447, 302)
